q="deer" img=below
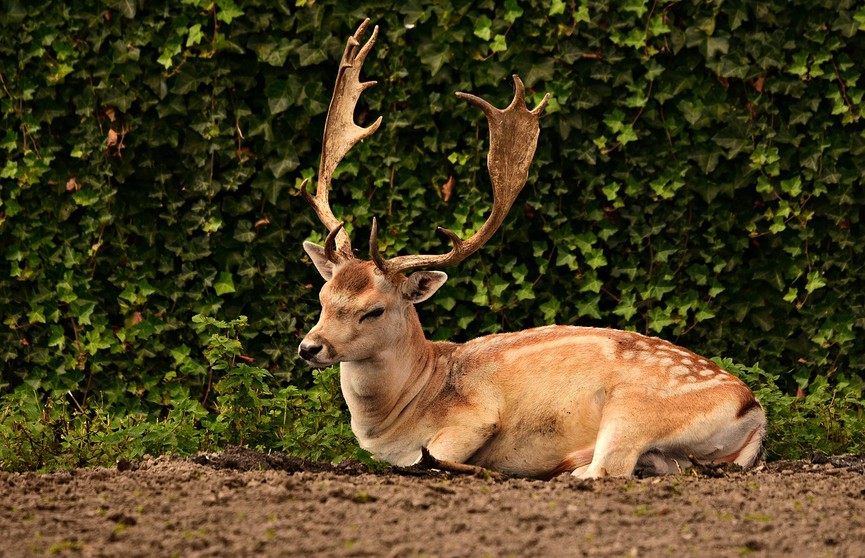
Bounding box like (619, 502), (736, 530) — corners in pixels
(297, 19), (766, 479)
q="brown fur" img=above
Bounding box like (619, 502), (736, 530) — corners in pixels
(736, 397), (762, 419)
(330, 263), (373, 294)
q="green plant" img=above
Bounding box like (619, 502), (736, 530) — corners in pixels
(191, 313), (358, 460)
(722, 359), (865, 459)
(0, 314), (358, 471)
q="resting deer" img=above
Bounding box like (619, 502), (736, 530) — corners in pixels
(297, 19), (766, 479)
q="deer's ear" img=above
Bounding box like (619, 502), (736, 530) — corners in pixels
(304, 241), (335, 281)
(401, 271), (447, 304)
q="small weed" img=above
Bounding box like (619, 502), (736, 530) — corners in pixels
(354, 490), (376, 504)
(182, 528), (208, 540)
(632, 505), (654, 516)
(49, 541), (83, 554)
(113, 523), (129, 535)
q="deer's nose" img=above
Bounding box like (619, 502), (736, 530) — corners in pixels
(298, 341), (323, 361)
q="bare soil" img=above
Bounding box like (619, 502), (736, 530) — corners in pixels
(2, 447), (864, 557)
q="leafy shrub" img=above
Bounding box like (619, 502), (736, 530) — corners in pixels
(721, 360), (864, 460)
(0, 315), (356, 471)
(1, 0), (863, 468)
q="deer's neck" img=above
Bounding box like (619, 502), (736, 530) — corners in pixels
(338, 307), (443, 434)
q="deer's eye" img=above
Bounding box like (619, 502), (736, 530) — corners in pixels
(360, 308), (385, 322)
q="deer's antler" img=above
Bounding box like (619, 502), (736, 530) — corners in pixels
(370, 76), (549, 275)
(301, 18), (382, 263)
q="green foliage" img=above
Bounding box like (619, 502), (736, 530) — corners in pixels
(721, 360), (864, 460)
(0, 315), (356, 471)
(1, 0), (864, 468)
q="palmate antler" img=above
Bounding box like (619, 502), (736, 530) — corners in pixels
(303, 19), (549, 274)
(371, 76), (549, 275)
(300, 19), (382, 263)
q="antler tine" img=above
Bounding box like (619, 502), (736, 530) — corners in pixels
(301, 18), (383, 263)
(371, 75), (550, 275)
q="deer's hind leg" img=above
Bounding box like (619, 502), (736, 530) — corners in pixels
(690, 400), (767, 468)
(574, 389), (767, 479)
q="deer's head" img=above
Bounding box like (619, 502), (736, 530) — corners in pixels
(298, 19), (548, 367)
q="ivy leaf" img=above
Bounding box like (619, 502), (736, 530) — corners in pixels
(110, 0), (136, 19)
(705, 36), (729, 59)
(69, 299), (96, 325)
(419, 42), (449, 75)
(297, 43), (328, 67)
(157, 36), (182, 69)
(805, 272), (826, 294)
(789, 52), (809, 76)
(648, 15), (670, 36)
(48, 325), (66, 349)
(539, 296), (561, 323)
(265, 79), (297, 115)
(489, 274), (509, 297)
(186, 24), (204, 47)
(515, 284), (535, 301)
(616, 124), (638, 146)
(504, 0), (524, 23)
(473, 16), (492, 41)
(613, 294), (639, 320)
(780, 176), (803, 197)
(214, 272), (236, 296)
(601, 181), (620, 202)
(621, 0), (648, 17)
(490, 34), (508, 53)
(1, 160), (17, 178)
(27, 308), (46, 324)
(575, 2), (590, 23)
(603, 109), (627, 133)
(216, 0), (244, 24)
(856, 8), (865, 30)
(268, 146), (299, 178)
(576, 295), (601, 320)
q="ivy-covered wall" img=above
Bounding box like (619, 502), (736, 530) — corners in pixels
(1, 1), (863, 426)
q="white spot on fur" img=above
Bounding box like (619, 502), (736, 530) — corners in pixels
(672, 376), (728, 393)
(502, 334), (617, 365)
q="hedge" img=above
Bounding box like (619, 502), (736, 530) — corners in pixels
(1, 0), (863, 468)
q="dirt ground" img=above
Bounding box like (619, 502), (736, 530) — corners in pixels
(1, 447), (864, 558)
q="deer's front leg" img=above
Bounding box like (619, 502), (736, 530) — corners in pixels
(422, 419), (499, 465)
